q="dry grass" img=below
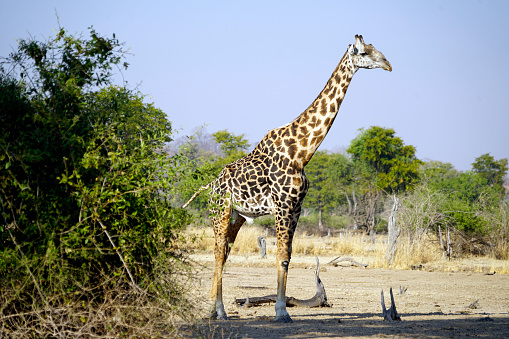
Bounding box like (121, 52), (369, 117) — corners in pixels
(491, 236), (509, 260)
(0, 256), (203, 338)
(185, 225), (509, 273)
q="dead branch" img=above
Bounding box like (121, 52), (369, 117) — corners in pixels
(328, 256), (368, 268)
(381, 287), (401, 321)
(235, 257), (330, 308)
(97, 218), (143, 294)
(467, 299), (479, 309)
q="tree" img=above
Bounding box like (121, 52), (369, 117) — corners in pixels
(347, 127), (421, 263)
(326, 153), (358, 225)
(424, 164), (501, 234)
(472, 153), (508, 188)
(347, 126), (421, 194)
(421, 160), (460, 184)
(0, 27), (194, 334)
(180, 129), (251, 209)
(212, 129), (250, 158)
(303, 151), (332, 230)
(210, 129), (250, 173)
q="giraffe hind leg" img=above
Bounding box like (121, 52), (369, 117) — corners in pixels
(209, 202), (246, 320)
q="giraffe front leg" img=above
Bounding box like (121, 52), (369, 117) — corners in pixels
(273, 215), (295, 323)
(209, 256), (227, 320)
(274, 250), (292, 323)
(210, 206), (245, 320)
(209, 198), (230, 320)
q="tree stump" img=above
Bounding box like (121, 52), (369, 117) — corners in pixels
(381, 287), (401, 321)
(257, 236), (267, 259)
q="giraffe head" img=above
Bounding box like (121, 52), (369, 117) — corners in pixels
(348, 35), (392, 72)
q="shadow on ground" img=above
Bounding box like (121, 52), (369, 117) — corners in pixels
(182, 311), (509, 338)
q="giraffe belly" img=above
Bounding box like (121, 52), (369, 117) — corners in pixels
(232, 194), (273, 222)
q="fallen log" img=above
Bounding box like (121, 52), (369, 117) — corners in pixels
(328, 256), (368, 268)
(381, 287), (401, 321)
(235, 257), (330, 308)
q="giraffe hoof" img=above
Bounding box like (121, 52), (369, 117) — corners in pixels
(210, 314), (228, 320)
(209, 311), (228, 320)
(273, 315), (293, 323)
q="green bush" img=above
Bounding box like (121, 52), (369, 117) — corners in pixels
(255, 215), (276, 228)
(422, 163), (505, 235)
(0, 27), (194, 336)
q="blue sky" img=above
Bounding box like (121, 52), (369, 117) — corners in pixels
(1, 1), (508, 171)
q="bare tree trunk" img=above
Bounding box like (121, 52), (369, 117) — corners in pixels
(368, 191), (380, 243)
(352, 190), (359, 230)
(446, 227), (451, 257)
(302, 207), (313, 217)
(439, 225), (452, 260)
(439, 225), (444, 253)
(344, 190), (352, 215)
(385, 195), (400, 266)
(318, 201), (324, 232)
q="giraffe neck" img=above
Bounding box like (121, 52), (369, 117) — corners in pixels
(250, 49), (357, 169)
(289, 49), (357, 167)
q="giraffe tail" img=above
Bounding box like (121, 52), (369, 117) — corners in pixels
(182, 182), (212, 208)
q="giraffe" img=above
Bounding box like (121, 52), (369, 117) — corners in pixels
(183, 35), (391, 322)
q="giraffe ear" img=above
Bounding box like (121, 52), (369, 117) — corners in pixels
(355, 34), (365, 45)
(354, 35), (366, 54)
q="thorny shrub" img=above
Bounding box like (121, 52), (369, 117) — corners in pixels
(0, 27), (197, 336)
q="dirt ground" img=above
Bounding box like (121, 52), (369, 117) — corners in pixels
(184, 253), (509, 338)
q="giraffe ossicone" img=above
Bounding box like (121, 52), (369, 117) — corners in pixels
(183, 35), (391, 323)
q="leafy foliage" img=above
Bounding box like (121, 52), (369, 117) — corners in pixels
(422, 160), (506, 234)
(208, 129), (250, 176)
(303, 152), (332, 210)
(472, 153), (508, 189)
(180, 129), (250, 209)
(0, 27), (194, 333)
(347, 126), (422, 194)
(212, 129), (250, 158)
(341, 126), (422, 234)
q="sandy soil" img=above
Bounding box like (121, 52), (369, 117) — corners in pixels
(185, 253), (509, 338)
